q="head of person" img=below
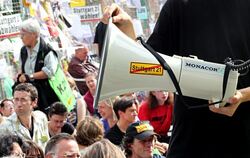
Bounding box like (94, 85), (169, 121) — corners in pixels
(0, 134), (26, 157)
(13, 83), (38, 116)
(148, 90), (170, 109)
(75, 116), (104, 147)
(0, 99), (14, 117)
(48, 102), (68, 133)
(113, 98), (138, 122)
(22, 140), (44, 158)
(19, 18), (40, 48)
(45, 133), (80, 158)
(98, 98), (117, 120)
(74, 43), (89, 62)
(81, 139), (125, 158)
(85, 72), (97, 93)
(123, 121), (158, 158)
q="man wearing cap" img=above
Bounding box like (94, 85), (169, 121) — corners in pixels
(68, 43), (98, 95)
(123, 121), (166, 158)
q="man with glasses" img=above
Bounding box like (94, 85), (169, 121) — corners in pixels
(0, 83), (50, 150)
(45, 133), (80, 158)
(123, 121), (166, 158)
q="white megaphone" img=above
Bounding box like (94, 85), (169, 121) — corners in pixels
(94, 20), (239, 108)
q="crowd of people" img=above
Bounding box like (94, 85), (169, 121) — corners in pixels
(1, 0), (250, 158)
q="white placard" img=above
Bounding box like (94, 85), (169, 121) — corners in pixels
(0, 0), (13, 14)
(0, 14), (22, 38)
(72, 4), (101, 21)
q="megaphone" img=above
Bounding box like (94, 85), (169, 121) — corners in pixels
(94, 20), (239, 108)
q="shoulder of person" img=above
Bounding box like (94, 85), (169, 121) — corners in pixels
(32, 110), (47, 120)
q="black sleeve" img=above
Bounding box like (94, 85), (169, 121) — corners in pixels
(147, 0), (180, 56)
(61, 122), (75, 135)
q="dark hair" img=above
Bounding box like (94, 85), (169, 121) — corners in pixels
(14, 83), (38, 101)
(147, 91), (172, 109)
(0, 134), (25, 157)
(45, 133), (76, 155)
(113, 98), (135, 119)
(122, 136), (134, 157)
(75, 116), (104, 146)
(0, 99), (13, 108)
(48, 102), (67, 117)
(23, 140), (44, 158)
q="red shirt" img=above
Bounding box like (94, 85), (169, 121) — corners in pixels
(138, 101), (173, 135)
(84, 91), (94, 115)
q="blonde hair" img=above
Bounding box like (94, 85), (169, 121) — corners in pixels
(81, 139), (125, 158)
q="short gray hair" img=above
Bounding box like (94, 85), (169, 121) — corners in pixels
(19, 18), (40, 36)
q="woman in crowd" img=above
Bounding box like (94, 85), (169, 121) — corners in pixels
(138, 91), (174, 143)
(98, 99), (117, 134)
(83, 72), (98, 116)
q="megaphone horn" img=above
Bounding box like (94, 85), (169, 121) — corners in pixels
(94, 20), (239, 108)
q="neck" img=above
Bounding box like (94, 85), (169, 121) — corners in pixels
(158, 100), (165, 106)
(30, 39), (38, 50)
(107, 117), (116, 127)
(18, 115), (32, 129)
(117, 119), (130, 133)
(90, 89), (95, 95)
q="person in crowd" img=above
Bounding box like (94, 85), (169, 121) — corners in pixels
(75, 116), (104, 154)
(104, 98), (138, 146)
(0, 83), (50, 149)
(93, 21), (107, 58)
(67, 77), (88, 126)
(45, 133), (80, 158)
(138, 91), (173, 143)
(119, 92), (140, 112)
(98, 99), (117, 134)
(16, 18), (59, 114)
(123, 121), (166, 158)
(68, 43), (98, 95)
(81, 139), (126, 158)
(23, 140), (45, 158)
(48, 102), (75, 137)
(83, 72), (98, 116)
(0, 134), (26, 157)
(102, 2), (250, 158)
(0, 98), (14, 117)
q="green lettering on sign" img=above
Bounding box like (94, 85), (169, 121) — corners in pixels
(49, 64), (76, 111)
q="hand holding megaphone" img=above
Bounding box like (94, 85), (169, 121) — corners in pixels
(102, 3), (136, 40)
(209, 90), (243, 116)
